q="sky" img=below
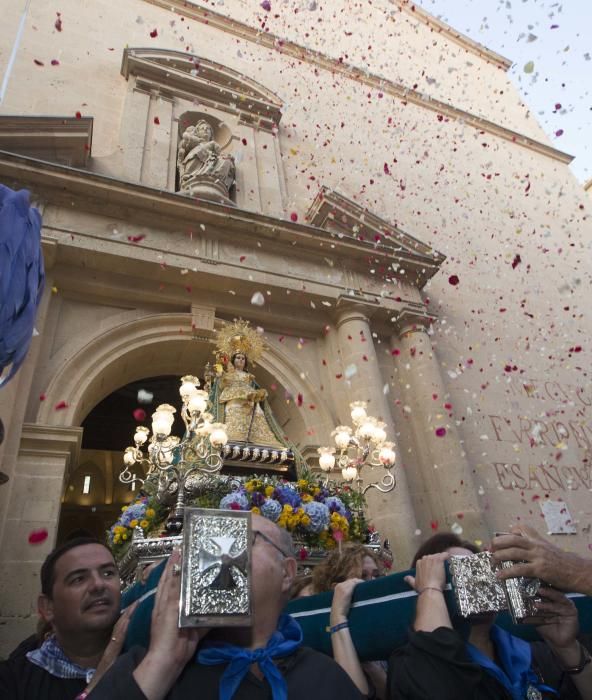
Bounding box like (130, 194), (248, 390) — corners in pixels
(422, 0), (592, 184)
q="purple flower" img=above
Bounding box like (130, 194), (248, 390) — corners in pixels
(325, 496), (347, 517)
(251, 491), (266, 507)
(273, 486), (302, 508)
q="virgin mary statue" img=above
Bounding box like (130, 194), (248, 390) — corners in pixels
(209, 320), (286, 449)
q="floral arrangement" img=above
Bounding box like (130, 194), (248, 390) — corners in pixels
(212, 476), (371, 551)
(107, 476), (373, 559)
(107, 496), (158, 555)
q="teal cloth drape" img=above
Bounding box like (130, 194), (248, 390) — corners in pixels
(121, 562), (592, 661)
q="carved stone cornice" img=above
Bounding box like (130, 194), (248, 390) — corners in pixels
(0, 151), (440, 296)
(391, 1), (512, 71)
(0, 115), (93, 167)
(309, 187), (445, 289)
(392, 306), (437, 338)
(121, 48), (283, 131)
(19, 424), (83, 477)
(141, 0), (573, 166)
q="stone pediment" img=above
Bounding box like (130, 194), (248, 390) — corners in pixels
(306, 186), (445, 288)
(121, 48), (282, 131)
(0, 115), (92, 167)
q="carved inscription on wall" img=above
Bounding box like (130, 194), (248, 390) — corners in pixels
(486, 378), (591, 492)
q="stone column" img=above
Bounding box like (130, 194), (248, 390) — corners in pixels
(0, 424), (82, 658)
(334, 303), (418, 566)
(393, 317), (488, 542)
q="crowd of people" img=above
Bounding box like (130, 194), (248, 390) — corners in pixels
(1, 520), (592, 700)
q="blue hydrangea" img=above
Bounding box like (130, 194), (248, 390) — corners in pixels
(261, 499), (283, 522)
(120, 502), (147, 526)
(324, 496), (347, 517)
(303, 501), (330, 533)
(220, 491), (249, 511)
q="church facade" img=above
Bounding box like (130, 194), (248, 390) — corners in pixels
(0, 0), (590, 653)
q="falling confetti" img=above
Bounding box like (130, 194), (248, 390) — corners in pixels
(344, 364), (357, 379)
(133, 408), (147, 422)
(137, 389), (153, 404)
(28, 529), (48, 545)
(435, 427), (447, 437)
(54, 401), (68, 411)
(523, 61), (535, 73)
(448, 275), (459, 286)
(250, 292), (265, 306)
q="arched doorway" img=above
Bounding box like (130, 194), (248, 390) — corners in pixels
(45, 314), (332, 543)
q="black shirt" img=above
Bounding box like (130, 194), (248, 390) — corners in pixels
(88, 644), (364, 700)
(0, 653), (86, 700)
(388, 626), (581, 700)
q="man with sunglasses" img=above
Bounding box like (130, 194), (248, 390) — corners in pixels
(87, 514), (364, 700)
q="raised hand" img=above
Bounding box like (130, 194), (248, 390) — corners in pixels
(331, 578), (363, 626)
(491, 525), (592, 594)
(133, 550), (209, 700)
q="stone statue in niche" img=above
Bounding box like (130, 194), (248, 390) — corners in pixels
(177, 120), (236, 205)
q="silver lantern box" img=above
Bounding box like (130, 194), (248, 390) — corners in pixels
(449, 551), (541, 624)
(179, 508), (252, 628)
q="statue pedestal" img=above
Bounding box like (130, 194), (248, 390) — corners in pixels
(179, 175), (235, 206)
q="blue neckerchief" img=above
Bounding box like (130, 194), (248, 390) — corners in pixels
(27, 635), (95, 683)
(196, 614), (303, 700)
(465, 625), (557, 700)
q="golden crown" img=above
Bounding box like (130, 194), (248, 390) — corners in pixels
(214, 319), (265, 365)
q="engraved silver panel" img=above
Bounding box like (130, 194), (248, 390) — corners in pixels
(449, 551), (541, 622)
(179, 508), (252, 627)
(449, 552), (507, 617)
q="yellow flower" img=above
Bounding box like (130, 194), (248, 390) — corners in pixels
(283, 505), (293, 514)
(313, 487), (320, 495)
(122, 533), (128, 540)
(121, 506), (128, 512)
(113, 535), (120, 544)
(245, 482), (254, 492)
(214, 363), (224, 374)
(130, 519), (138, 528)
(145, 508), (155, 518)
(298, 479), (308, 489)
(265, 486), (275, 497)
(301, 493), (312, 503)
(301, 514), (311, 527)
(251, 507), (261, 515)
(140, 520), (149, 529)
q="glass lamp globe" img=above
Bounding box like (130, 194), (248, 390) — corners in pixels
(317, 447), (336, 472)
(152, 404), (176, 437)
(342, 465), (358, 482)
(179, 375), (200, 401)
(350, 401), (368, 425)
(332, 426), (352, 450)
(209, 423), (228, 447)
(188, 390), (209, 415)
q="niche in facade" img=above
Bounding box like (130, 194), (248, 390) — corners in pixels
(118, 48), (285, 214)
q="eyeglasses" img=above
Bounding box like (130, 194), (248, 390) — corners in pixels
(251, 530), (290, 559)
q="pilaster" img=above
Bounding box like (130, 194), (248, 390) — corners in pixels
(392, 311), (489, 542)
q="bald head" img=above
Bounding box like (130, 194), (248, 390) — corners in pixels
(251, 514), (295, 559)
(250, 514), (297, 611)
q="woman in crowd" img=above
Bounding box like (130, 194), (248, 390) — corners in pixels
(308, 543), (387, 699)
(388, 532), (592, 700)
